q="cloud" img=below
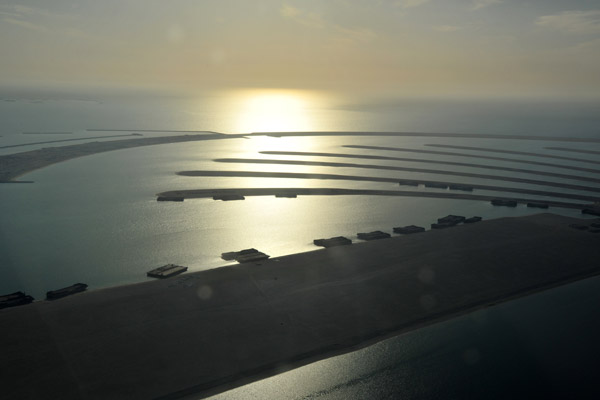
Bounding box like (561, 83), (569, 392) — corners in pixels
(280, 4), (301, 18)
(334, 26), (377, 43)
(536, 10), (600, 35)
(434, 25), (462, 32)
(280, 3), (375, 43)
(394, 0), (430, 8)
(2, 17), (46, 32)
(471, 0), (502, 11)
(0, 4), (75, 34)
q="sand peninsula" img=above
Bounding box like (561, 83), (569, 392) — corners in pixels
(176, 170), (600, 202)
(157, 187), (591, 211)
(2, 214), (600, 399)
(427, 144), (600, 165)
(259, 150), (600, 183)
(214, 158), (600, 194)
(3, 130), (600, 183)
(0, 132), (243, 182)
(339, 145), (600, 174)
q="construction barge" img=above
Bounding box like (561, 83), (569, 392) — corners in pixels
(314, 236), (352, 248)
(0, 291), (34, 309)
(357, 231), (391, 241)
(147, 264), (188, 279)
(46, 283), (88, 300)
(393, 225), (426, 234)
(221, 248), (270, 263)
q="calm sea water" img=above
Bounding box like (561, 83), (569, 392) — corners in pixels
(206, 275), (600, 400)
(1, 88), (600, 398)
(1, 89), (599, 298)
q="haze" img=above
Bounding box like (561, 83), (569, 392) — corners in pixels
(1, 0), (600, 97)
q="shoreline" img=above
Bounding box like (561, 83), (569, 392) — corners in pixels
(3, 213), (600, 399)
(157, 187), (590, 210)
(2, 130), (600, 183)
(0, 132), (242, 182)
(176, 170), (600, 202)
(214, 158), (600, 193)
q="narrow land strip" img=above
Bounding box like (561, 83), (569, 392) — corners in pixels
(546, 147), (600, 156)
(176, 170), (600, 202)
(156, 187), (588, 210)
(2, 214), (600, 399)
(213, 158), (600, 193)
(250, 131), (600, 143)
(0, 133), (240, 182)
(0, 134), (141, 149)
(427, 144), (600, 165)
(260, 150), (600, 183)
(340, 145), (600, 174)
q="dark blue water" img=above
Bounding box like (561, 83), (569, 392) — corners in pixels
(207, 275), (600, 400)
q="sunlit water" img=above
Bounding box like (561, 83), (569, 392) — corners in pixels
(1, 88), (600, 398)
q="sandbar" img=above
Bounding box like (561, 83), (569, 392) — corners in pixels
(250, 131), (600, 143)
(0, 133), (240, 182)
(428, 144), (600, 165)
(156, 187), (588, 210)
(2, 214), (600, 399)
(214, 158), (600, 193)
(176, 170), (600, 202)
(0, 134), (145, 149)
(341, 145), (600, 174)
(546, 147), (600, 156)
(259, 150), (600, 183)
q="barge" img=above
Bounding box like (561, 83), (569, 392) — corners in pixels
(46, 283), (88, 300)
(147, 264), (188, 279)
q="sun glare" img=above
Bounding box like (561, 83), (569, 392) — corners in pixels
(235, 90), (316, 133)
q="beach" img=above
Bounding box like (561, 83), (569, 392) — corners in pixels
(2, 213), (600, 399)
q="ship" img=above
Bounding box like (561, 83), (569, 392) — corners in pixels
(46, 283), (88, 300)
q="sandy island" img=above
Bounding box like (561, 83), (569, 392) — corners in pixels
(156, 187), (589, 210)
(428, 144), (600, 165)
(3, 213), (600, 399)
(0, 133), (244, 182)
(214, 158), (600, 194)
(340, 145), (600, 174)
(176, 170), (600, 202)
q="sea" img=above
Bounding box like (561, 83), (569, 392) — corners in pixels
(1, 86), (600, 398)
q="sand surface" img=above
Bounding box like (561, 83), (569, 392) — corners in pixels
(428, 144), (600, 165)
(176, 170), (600, 202)
(250, 131), (600, 143)
(0, 133), (240, 182)
(2, 214), (600, 399)
(215, 158), (600, 193)
(340, 145), (600, 174)
(157, 187), (588, 210)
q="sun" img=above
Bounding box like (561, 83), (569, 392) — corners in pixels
(235, 89), (315, 133)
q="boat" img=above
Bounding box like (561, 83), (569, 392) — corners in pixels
(221, 248), (269, 263)
(393, 225), (426, 234)
(213, 194), (245, 201)
(491, 199), (517, 207)
(46, 283), (88, 300)
(0, 291), (34, 309)
(464, 216), (482, 224)
(437, 215), (466, 225)
(398, 180), (419, 187)
(147, 264), (188, 279)
(357, 231), (391, 241)
(424, 183), (448, 189)
(314, 236), (352, 248)
(157, 196), (184, 202)
(527, 202), (549, 209)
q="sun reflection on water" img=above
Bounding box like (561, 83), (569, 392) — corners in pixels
(233, 89), (319, 133)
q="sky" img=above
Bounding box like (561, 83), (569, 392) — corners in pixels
(1, 0), (599, 97)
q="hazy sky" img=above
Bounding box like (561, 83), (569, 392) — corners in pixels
(1, 0), (599, 96)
